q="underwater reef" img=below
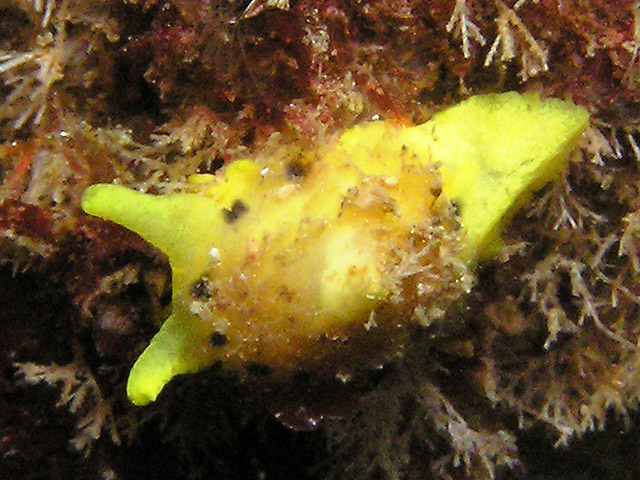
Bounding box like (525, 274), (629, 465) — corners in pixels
(1, 1), (640, 480)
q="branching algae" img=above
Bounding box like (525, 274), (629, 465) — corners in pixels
(81, 92), (588, 406)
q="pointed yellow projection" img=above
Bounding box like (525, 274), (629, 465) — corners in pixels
(81, 92), (588, 405)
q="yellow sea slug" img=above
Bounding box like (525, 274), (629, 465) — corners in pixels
(81, 92), (589, 406)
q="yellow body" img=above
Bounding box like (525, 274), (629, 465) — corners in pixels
(81, 92), (588, 405)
